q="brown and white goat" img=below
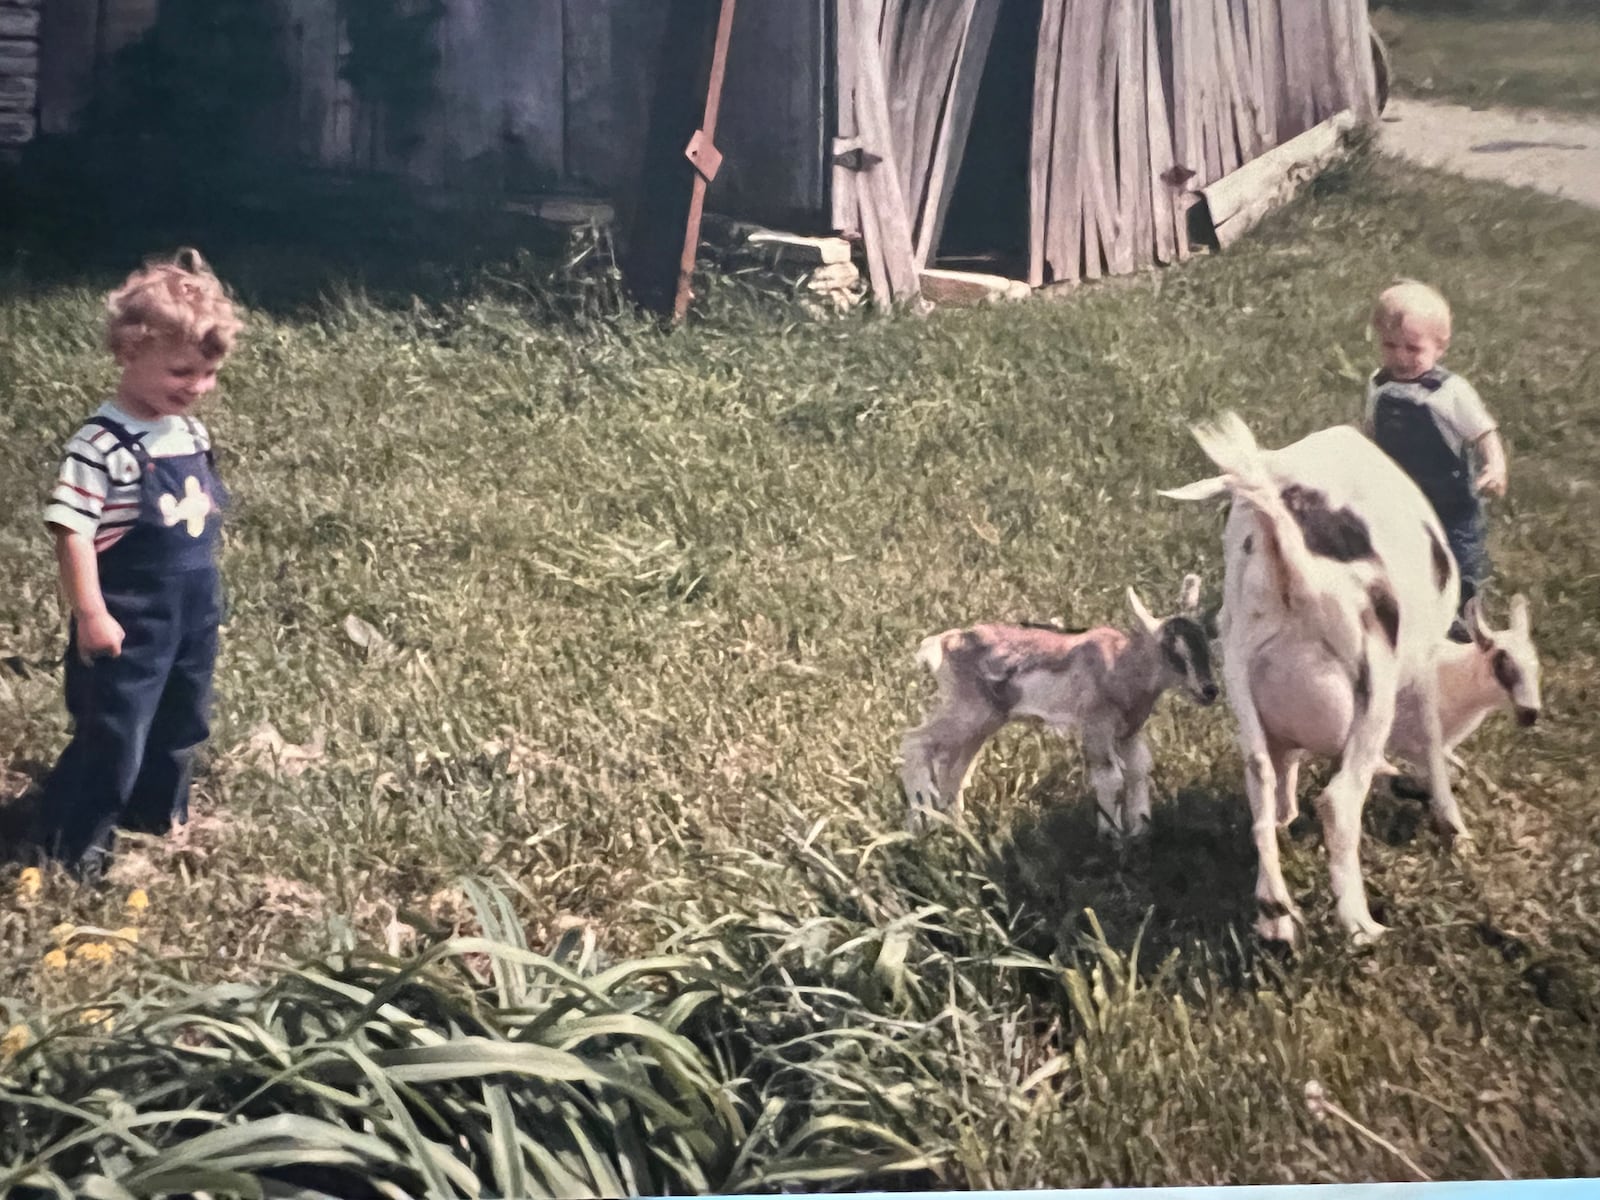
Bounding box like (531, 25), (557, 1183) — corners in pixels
(901, 575), (1219, 836)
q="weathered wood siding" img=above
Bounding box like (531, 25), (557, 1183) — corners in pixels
(712, 0), (828, 230)
(0, 0), (41, 148)
(275, 0), (826, 218)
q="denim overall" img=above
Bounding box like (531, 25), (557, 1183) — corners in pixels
(1370, 369), (1488, 613)
(39, 415), (227, 875)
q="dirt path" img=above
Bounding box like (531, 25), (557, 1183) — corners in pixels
(1378, 97), (1600, 209)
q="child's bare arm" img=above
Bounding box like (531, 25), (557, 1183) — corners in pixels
(53, 526), (124, 662)
(1475, 429), (1507, 498)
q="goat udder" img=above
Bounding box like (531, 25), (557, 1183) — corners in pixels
(1247, 653), (1357, 757)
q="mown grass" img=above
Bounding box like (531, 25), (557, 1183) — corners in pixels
(1373, 6), (1600, 115)
(2, 149), (1599, 1188)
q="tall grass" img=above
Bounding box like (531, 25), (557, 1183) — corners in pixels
(3, 150), (1600, 1186)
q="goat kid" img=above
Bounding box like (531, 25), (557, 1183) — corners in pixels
(1163, 413), (1462, 945)
(1273, 594), (1543, 824)
(1391, 593), (1542, 775)
(901, 575), (1218, 837)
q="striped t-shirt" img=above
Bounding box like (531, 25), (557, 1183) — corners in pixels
(44, 402), (213, 552)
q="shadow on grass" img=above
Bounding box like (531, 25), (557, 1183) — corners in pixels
(0, 760), (47, 866)
(990, 772), (1264, 980)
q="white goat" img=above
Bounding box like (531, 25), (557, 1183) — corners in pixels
(1162, 413), (1463, 944)
(901, 575), (1219, 837)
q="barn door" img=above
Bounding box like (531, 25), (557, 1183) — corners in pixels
(1028, 0), (1187, 287)
(833, 0), (999, 302)
(873, 0), (1000, 265)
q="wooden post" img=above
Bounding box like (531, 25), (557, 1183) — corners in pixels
(672, 0), (738, 323)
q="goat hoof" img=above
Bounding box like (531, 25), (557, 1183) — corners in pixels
(1340, 907), (1388, 944)
(1256, 913), (1297, 947)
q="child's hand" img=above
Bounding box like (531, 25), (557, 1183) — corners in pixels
(1476, 462), (1507, 498)
(76, 610), (125, 663)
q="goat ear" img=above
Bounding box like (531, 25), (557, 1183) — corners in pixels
(1178, 573), (1202, 614)
(1158, 476), (1229, 503)
(1127, 586), (1160, 637)
(1509, 593), (1531, 633)
(1464, 596), (1494, 649)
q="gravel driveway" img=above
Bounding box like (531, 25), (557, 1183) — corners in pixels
(1379, 97), (1600, 209)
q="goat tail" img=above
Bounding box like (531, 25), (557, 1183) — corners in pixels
(1190, 411), (1277, 500)
(1159, 412), (1269, 504)
(914, 632), (947, 675)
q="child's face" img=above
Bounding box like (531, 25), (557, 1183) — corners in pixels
(1377, 314), (1447, 381)
(116, 338), (223, 421)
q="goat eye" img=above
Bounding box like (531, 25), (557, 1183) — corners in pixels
(1493, 651), (1519, 691)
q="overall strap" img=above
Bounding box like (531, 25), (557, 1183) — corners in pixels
(85, 415), (151, 462)
(181, 415), (218, 469)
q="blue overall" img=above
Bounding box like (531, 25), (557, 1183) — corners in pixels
(1370, 369), (1489, 613)
(38, 416), (227, 875)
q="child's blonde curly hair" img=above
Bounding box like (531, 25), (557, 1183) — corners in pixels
(104, 248), (242, 361)
(1371, 279), (1452, 345)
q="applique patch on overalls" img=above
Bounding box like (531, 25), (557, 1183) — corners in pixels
(158, 476), (215, 536)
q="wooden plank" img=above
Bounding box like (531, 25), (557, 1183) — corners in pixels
(916, 0), (999, 266)
(1343, 0), (1379, 123)
(919, 267), (1031, 304)
(884, 0), (969, 241)
(1226, 0), (1263, 160)
(1325, 0), (1358, 125)
(1210, 0), (1236, 171)
(1044, 0), (1080, 284)
(1169, 0), (1193, 183)
(1195, 12), (1220, 186)
(1201, 108), (1354, 248)
(1212, 0), (1245, 171)
(1075, 0), (1113, 281)
(1125, 0), (1154, 268)
(832, 0), (862, 236)
(1029, 0), (1067, 286)
(853, 0), (922, 303)
(1255, 0), (1282, 147)
(841, 0), (887, 295)
(1143, 0), (1179, 265)
(1111, 0), (1140, 275)
(1063, 0), (1095, 279)
(1275, 0), (1308, 139)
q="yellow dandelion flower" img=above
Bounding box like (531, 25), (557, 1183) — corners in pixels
(78, 1008), (113, 1029)
(1, 1024), (29, 1060)
(49, 922), (75, 946)
(15, 867), (42, 900)
(42, 948), (69, 971)
(125, 888), (150, 914)
(73, 941), (116, 965)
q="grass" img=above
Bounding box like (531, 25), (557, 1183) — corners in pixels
(2, 148), (1600, 1188)
(1373, 6), (1600, 115)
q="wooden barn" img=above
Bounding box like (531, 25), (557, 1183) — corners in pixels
(16, 0), (1380, 307)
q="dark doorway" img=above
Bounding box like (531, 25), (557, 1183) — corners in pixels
(933, 0), (1041, 280)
